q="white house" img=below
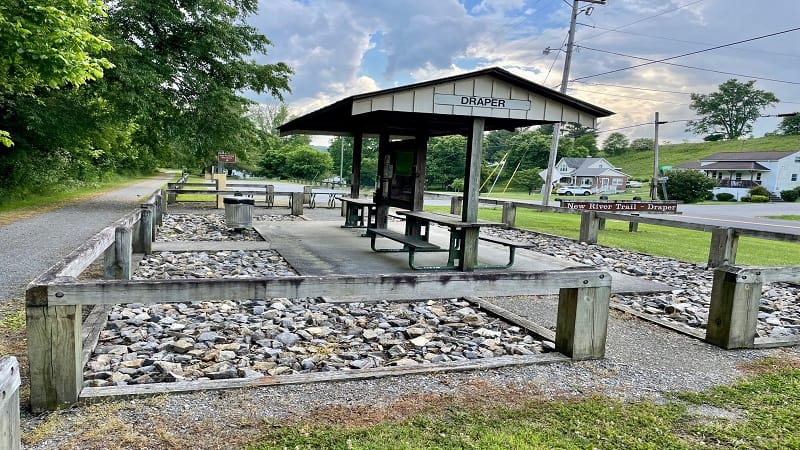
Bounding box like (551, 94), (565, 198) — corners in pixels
(677, 150), (800, 200)
(554, 157), (628, 193)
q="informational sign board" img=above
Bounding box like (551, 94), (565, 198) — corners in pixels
(217, 152), (236, 163)
(559, 200), (678, 213)
(433, 93), (531, 111)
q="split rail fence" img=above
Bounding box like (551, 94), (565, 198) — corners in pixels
(0, 357), (21, 450)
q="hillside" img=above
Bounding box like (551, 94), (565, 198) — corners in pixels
(607, 135), (800, 179)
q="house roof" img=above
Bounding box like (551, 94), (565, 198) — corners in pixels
(701, 151), (797, 162)
(278, 67), (614, 138)
(700, 161), (770, 171)
(558, 157), (626, 177)
(677, 161), (702, 169)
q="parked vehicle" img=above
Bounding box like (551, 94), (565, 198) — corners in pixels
(626, 180), (643, 188)
(556, 185), (595, 196)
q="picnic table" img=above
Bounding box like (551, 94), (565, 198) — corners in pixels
(338, 197), (377, 228)
(367, 210), (514, 271)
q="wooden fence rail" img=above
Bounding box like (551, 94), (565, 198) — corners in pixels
(441, 193), (800, 268)
(0, 357), (21, 450)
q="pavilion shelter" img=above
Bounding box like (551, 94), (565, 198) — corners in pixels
(279, 67), (613, 270)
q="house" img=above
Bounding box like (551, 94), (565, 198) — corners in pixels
(554, 157), (628, 193)
(677, 150), (800, 200)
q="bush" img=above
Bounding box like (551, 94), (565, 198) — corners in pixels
(715, 192), (735, 201)
(749, 185), (770, 197)
(780, 189), (799, 202)
(741, 196), (752, 202)
(658, 169), (716, 203)
(750, 195), (769, 203)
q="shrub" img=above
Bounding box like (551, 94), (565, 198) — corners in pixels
(658, 169), (716, 203)
(741, 196), (752, 202)
(715, 192), (735, 201)
(780, 189), (799, 202)
(749, 185), (770, 197)
(750, 195), (769, 203)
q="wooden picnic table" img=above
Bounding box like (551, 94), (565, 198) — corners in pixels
(395, 210), (507, 271)
(338, 197), (377, 228)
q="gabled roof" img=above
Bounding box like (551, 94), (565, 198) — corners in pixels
(701, 151), (797, 162)
(279, 67), (613, 138)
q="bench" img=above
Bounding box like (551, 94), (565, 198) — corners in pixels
(478, 235), (536, 269)
(366, 228), (445, 270)
(339, 197), (377, 228)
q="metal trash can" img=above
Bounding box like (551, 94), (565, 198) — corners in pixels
(223, 193), (254, 230)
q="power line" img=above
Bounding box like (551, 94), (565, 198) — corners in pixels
(572, 27), (800, 82)
(575, 23), (800, 59)
(567, 87), (688, 105)
(574, 43), (800, 86)
(573, 0), (706, 45)
(596, 119), (692, 134)
(571, 80), (800, 104)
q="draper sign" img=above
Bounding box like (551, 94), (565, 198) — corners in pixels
(434, 93), (531, 111)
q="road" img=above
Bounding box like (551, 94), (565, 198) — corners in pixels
(657, 202), (800, 236)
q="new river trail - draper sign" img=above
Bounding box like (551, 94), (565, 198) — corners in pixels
(559, 200), (678, 213)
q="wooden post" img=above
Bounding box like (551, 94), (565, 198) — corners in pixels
(351, 133), (363, 198)
(0, 357), (21, 450)
(375, 134), (390, 230)
(628, 214), (639, 232)
(706, 267), (761, 349)
(290, 192), (303, 216)
(115, 227), (132, 279)
(502, 202), (516, 227)
(160, 189), (168, 217)
(265, 185), (274, 207)
(708, 227), (738, 268)
(450, 196), (463, 215)
(26, 300), (82, 412)
(462, 118), (485, 223)
(214, 175), (227, 209)
(412, 135), (428, 211)
(139, 205), (153, 255)
(303, 186), (313, 206)
(598, 218), (606, 230)
(578, 211), (600, 244)
(555, 285), (611, 360)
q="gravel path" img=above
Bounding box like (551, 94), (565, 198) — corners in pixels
(0, 173), (176, 302)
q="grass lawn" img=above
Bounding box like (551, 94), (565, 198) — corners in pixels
(247, 356), (800, 450)
(765, 215), (800, 222)
(427, 205), (800, 266)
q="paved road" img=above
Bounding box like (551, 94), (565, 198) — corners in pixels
(0, 172), (176, 302)
(661, 202), (800, 235)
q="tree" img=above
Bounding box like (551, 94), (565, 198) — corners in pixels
(686, 79), (779, 140)
(630, 138), (654, 152)
(285, 148), (332, 180)
(0, 0), (113, 146)
(426, 135), (467, 190)
(776, 114), (800, 135)
(511, 168), (544, 194)
(602, 132), (629, 156)
(660, 170), (716, 203)
(327, 136), (379, 182)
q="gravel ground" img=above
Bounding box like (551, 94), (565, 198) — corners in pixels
(10, 194), (800, 449)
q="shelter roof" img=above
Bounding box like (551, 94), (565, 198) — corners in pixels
(279, 67), (613, 138)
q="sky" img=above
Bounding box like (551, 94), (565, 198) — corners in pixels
(248, 0), (800, 148)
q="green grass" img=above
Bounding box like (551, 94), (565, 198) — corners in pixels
(427, 205), (800, 265)
(0, 174), (148, 213)
(607, 135), (800, 179)
(247, 365), (800, 450)
(765, 215), (800, 221)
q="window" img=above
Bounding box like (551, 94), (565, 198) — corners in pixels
(582, 178), (593, 186)
(792, 174), (798, 182)
(735, 172), (742, 180)
(612, 178), (623, 185)
(756, 173), (762, 181)
(795, 156), (800, 163)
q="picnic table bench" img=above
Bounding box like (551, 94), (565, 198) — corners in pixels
(365, 228), (446, 270)
(339, 197), (377, 228)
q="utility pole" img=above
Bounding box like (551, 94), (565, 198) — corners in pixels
(650, 112), (667, 200)
(542, 0), (606, 206)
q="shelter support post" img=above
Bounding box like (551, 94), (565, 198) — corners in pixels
(351, 133), (363, 198)
(462, 118), (485, 223)
(706, 267), (761, 349)
(412, 135), (428, 211)
(555, 285), (611, 360)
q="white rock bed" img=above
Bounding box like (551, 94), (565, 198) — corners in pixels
(484, 227), (800, 339)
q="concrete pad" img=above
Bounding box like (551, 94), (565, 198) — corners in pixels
(253, 219), (672, 295)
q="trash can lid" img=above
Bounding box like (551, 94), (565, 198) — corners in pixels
(223, 196), (255, 205)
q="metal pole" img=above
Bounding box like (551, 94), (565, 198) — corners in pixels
(651, 112), (660, 200)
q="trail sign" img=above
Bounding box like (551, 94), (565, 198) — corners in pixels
(217, 152), (236, 163)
